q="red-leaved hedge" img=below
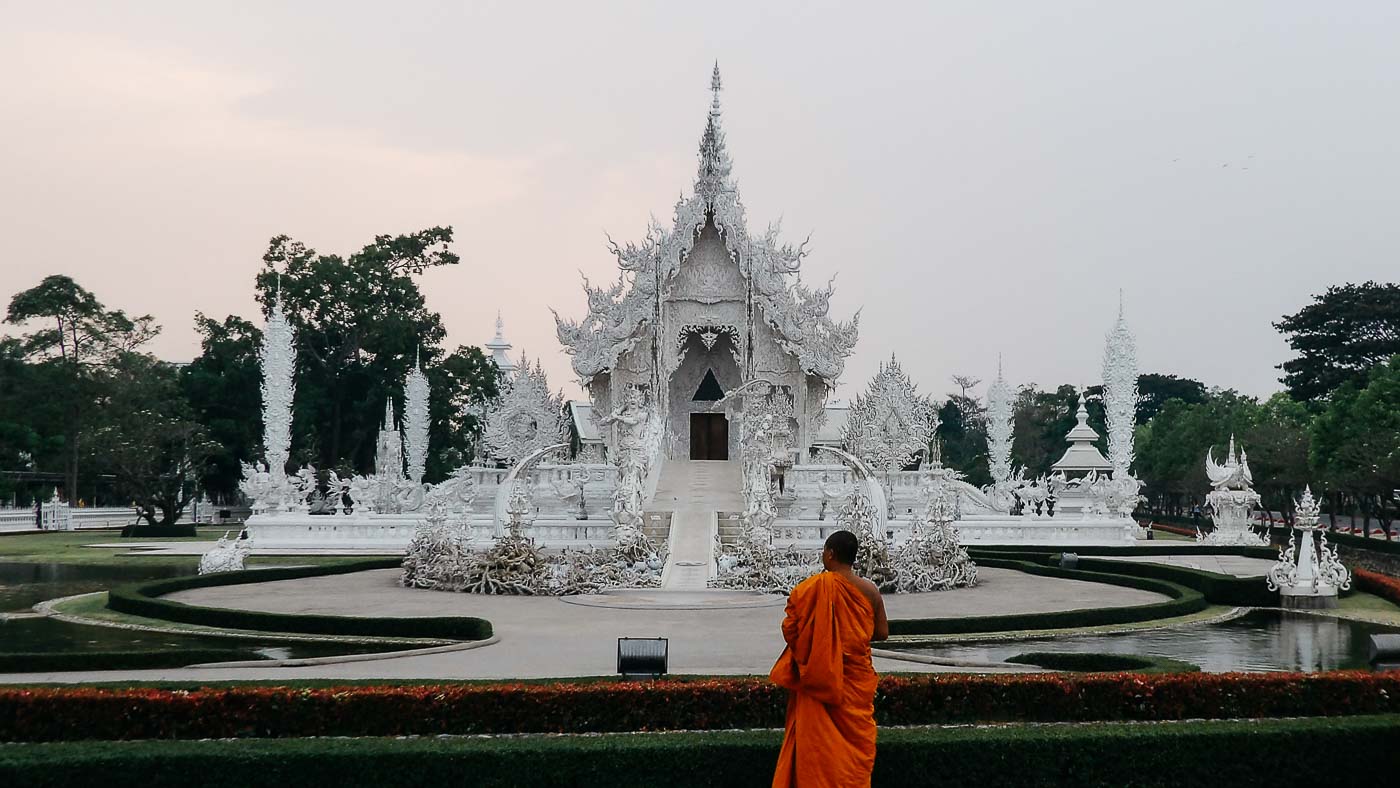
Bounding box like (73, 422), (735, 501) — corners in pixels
(2, 671), (1398, 742)
(1355, 567), (1400, 606)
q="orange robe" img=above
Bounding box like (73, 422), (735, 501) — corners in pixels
(770, 571), (878, 788)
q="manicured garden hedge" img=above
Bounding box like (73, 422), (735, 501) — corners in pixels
(1327, 529), (1400, 556)
(3, 672), (1398, 742)
(1, 715), (1397, 787)
(0, 649), (265, 673)
(1005, 651), (1200, 674)
(970, 544), (1277, 560)
(106, 560), (492, 642)
(1355, 567), (1400, 606)
(889, 556), (1207, 635)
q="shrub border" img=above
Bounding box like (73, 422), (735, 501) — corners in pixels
(0, 650), (264, 673)
(889, 556), (1207, 636)
(2, 673), (1398, 743)
(105, 560), (492, 642)
(3, 715), (1400, 788)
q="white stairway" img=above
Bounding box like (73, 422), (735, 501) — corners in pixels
(648, 460), (742, 590)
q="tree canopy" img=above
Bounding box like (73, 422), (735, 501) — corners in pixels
(1275, 281), (1400, 402)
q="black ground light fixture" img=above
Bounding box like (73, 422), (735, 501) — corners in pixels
(617, 637), (668, 679)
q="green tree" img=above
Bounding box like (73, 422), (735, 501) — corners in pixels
(1012, 384), (1082, 478)
(1310, 355), (1400, 538)
(180, 315), (263, 501)
(1134, 390), (1262, 517)
(89, 354), (218, 528)
(1275, 281), (1400, 402)
(4, 275), (158, 500)
(1136, 374), (1208, 424)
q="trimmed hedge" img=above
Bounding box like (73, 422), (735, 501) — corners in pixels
(889, 556), (1207, 635)
(1006, 652), (1200, 674)
(1, 716), (1398, 787)
(120, 523), (196, 538)
(106, 560), (492, 642)
(1355, 567), (1400, 606)
(1065, 555), (1280, 607)
(970, 544), (1277, 560)
(3, 672), (1398, 742)
(1326, 529), (1400, 556)
(0, 650), (265, 673)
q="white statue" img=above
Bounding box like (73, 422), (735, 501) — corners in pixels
(198, 530), (252, 574)
(1267, 486), (1351, 606)
(1200, 436), (1267, 546)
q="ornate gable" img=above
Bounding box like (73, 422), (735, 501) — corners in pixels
(554, 65), (859, 387)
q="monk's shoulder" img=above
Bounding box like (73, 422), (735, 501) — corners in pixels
(850, 575), (883, 608)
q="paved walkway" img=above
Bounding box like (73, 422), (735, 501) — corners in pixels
(1102, 554), (1276, 578)
(0, 566), (1166, 684)
(652, 461), (742, 591)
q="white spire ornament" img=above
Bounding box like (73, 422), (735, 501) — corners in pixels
(984, 357), (1016, 513)
(240, 282), (298, 513)
(403, 349), (431, 485)
(1100, 295), (1145, 519)
(1267, 486), (1351, 608)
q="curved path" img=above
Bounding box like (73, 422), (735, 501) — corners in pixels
(0, 566), (1166, 684)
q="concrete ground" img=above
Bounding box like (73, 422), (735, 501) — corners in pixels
(0, 565), (1166, 684)
(1100, 554), (1277, 578)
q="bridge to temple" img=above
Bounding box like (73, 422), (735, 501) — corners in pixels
(647, 460), (741, 590)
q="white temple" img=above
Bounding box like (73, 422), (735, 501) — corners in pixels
(239, 66), (1145, 558)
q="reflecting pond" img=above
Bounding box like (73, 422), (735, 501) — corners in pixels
(897, 610), (1400, 672)
(0, 561), (196, 612)
(0, 617), (421, 661)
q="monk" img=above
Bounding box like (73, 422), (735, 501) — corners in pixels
(771, 530), (889, 787)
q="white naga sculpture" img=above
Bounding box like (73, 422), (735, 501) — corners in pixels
(239, 286), (297, 513)
(1200, 436), (1267, 546)
(1267, 487), (1351, 608)
(198, 531), (252, 575)
(843, 355), (939, 517)
(481, 354), (567, 465)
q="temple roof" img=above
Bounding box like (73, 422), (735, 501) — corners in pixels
(553, 65), (859, 387)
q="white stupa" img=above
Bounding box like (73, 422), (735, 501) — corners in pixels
(485, 312), (518, 377)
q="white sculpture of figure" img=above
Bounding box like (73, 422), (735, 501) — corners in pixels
(403, 351), (431, 485)
(983, 359), (1016, 514)
(198, 530), (251, 574)
(1200, 435), (1267, 546)
(1267, 487), (1351, 608)
(888, 472), (978, 593)
(600, 385), (653, 540)
(481, 354), (568, 466)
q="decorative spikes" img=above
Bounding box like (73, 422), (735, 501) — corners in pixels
(985, 360), (1014, 486)
(696, 62), (733, 206)
(842, 354), (939, 474)
(403, 353), (431, 484)
(1102, 297), (1139, 476)
(258, 291), (296, 480)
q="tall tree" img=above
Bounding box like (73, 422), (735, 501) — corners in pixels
(89, 353), (218, 528)
(1136, 373), (1208, 424)
(1275, 281), (1400, 402)
(937, 377), (990, 486)
(4, 275), (158, 499)
(1310, 355), (1400, 537)
(180, 314), (264, 500)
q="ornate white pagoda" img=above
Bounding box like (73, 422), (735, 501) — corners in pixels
(1267, 487), (1351, 608)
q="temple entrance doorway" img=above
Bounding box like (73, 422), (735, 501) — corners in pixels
(689, 414), (729, 460)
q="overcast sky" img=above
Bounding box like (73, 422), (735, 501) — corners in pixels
(4, 2), (1398, 402)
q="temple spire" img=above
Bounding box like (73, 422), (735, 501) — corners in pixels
(696, 62), (732, 204)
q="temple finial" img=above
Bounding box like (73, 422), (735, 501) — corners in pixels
(710, 61), (722, 115)
(1118, 288), (1125, 319)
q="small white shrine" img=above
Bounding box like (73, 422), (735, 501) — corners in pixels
(1199, 436), (1268, 546)
(1267, 487), (1351, 608)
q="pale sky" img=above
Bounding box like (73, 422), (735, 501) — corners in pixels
(3, 2), (1398, 401)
